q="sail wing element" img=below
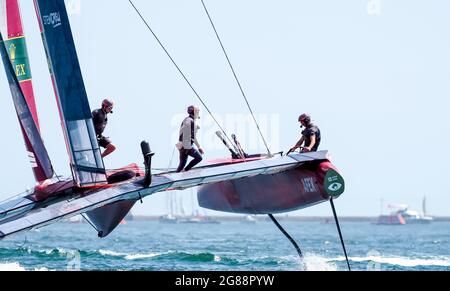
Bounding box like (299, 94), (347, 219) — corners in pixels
(0, 32), (54, 180)
(33, 0), (106, 186)
(0, 0), (53, 182)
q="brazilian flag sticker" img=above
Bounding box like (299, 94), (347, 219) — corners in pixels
(324, 169), (345, 197)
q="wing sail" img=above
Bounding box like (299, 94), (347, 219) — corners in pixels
(0, 0), (54, 182)
(33, 0), (106, 186)
(0, 32), (54, 180)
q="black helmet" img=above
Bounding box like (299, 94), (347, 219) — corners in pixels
(298, 113), (311, 124)
(187, 105), (200, 117)
(187, 105), (195, 115)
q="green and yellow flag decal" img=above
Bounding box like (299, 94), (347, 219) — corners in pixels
(5, 37), (32, 82)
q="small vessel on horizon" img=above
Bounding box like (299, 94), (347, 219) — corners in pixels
(159, 189), (221, 224)
(159, 191), (180, 223)
(178, 215), (221, 224)
(376, 198), (433, 225)
(159, 214), (178, 224)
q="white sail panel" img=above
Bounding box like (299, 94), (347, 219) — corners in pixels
(0, 1), (6, 36)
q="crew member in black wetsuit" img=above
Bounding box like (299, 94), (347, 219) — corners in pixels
(92, 99), (116, 158)
(290, 113), (321, 153)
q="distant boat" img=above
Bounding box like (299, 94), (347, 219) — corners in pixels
(177, 189), (221, 224)
(376, 198), (433, 225)
(159, 192), (179, 223)
(179, 213), (221, 224)
(376, 213), (406, 225)
(399, 207), (433, 224)
(159, 214), (178, 224)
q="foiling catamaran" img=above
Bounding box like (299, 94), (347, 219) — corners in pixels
(0, 0), (349, 269)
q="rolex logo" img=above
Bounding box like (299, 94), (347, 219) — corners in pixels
(9, 44), (16, 61)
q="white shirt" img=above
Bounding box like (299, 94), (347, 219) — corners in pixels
(179, 116), (201, 150)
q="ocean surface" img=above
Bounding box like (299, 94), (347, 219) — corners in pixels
(0, 220), (449, 271)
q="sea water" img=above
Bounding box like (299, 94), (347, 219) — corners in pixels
(0, 220), (449, 271)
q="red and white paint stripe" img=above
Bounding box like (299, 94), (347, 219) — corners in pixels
(0, 0), (24, 38)
(27, 151), (38, 168)
(0, 0), (7, 36)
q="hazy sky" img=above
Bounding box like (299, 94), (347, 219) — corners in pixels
(0, 0), (449, 217)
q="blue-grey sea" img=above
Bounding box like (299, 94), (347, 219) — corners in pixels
(0, 220), (449, 271)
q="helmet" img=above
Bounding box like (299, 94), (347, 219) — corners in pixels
(102, 99), (114, 108)
(187, 105), (200, 119)
(102, 99), (114, 113)
(298, 113), (311, 124)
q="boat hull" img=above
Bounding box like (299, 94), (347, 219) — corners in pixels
(198, 160), (343, 214)
(376, 215), (406, 225)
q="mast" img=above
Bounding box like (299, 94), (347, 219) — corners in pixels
(170, 192), (174, 217)
(422, 197), (427, 216)
(178, 196), (185, 217)
(0, 0), (54, 183)
(33, 0), (107, 186)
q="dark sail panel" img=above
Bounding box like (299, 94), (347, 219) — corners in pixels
(33, 0), (106, 186)
(0, 32), (54, 180)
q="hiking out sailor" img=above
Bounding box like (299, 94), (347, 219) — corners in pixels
(176, 105), (204, 172)
(92, 99), (117, 158)
(290, 113), (321, 153)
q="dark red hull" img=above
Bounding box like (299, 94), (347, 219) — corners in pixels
(198, 160), (342, 214)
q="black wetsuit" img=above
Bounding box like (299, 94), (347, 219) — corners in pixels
(92, 109), (111, 148)
(302, 124), (321, 152)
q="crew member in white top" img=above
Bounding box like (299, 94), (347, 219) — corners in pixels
(176, 105), (204, 172)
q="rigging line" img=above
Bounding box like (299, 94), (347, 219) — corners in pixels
(268, 214), (306, 270)
(167, 146), (176, 172)
(330, 198), (351, 271)
(0, 188), (33, 202)
(128, 0), (236, 149)
(53, 169), (62, 182)
(201, 0), (272, 156)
